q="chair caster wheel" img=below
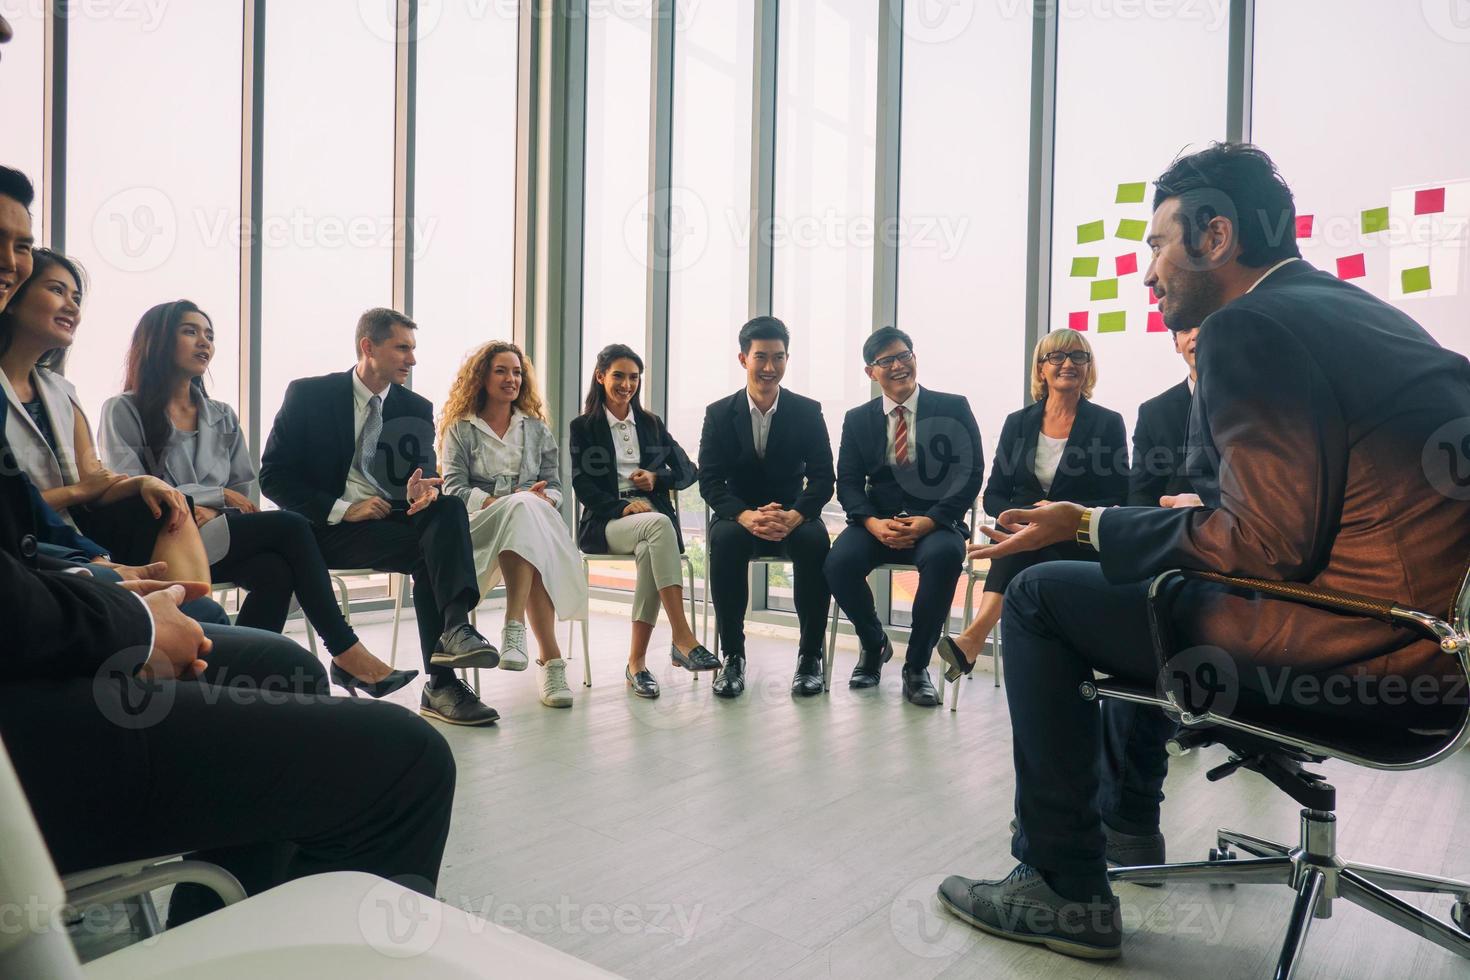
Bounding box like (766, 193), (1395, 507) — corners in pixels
(1453, 902), (1469, 935)
(1209, 847), (1238, 862)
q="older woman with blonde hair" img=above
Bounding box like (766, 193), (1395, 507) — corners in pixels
(439, 341), (588, 708)
(934, 329), (1128, 682)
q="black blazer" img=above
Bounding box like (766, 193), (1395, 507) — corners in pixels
(984, 396), (1129, 518)
(568, 408), (697, 554)
(698, 388), (834, 524)
(260, 370), (439, 525)
(0, 395), (153, 683)
(1128, 379), (1194, 506)
(834, 387), (984, 535)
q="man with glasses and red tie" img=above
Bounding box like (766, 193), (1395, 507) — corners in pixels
(824, 327), (984, 706)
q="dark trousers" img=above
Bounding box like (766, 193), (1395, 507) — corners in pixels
(310, 495), (479, 681)
(211, 510), (360, 655)
(707, 517), (831, 656)
(823, 523), (965, 669)
(0, 624), (456, 927)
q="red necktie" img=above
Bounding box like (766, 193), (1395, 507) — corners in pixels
(894, 405), (909, 466)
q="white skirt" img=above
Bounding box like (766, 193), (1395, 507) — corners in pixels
(468, 494), (588, 621)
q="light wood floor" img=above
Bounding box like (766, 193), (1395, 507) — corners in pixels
(302, 604), (1470, 979)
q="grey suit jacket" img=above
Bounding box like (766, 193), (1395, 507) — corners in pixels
(440, 413), (564, 512)
(1, 367), (86, 524)
(98, 389), (256, 510)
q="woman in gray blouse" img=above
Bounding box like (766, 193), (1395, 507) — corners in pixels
(439, 341), (587, 709)
(100, 300), (415, 698)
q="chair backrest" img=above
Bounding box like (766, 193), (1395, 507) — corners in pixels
(0, 735), (86, 978)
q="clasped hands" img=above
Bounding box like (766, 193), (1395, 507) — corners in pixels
(864, 513), (937, 549)
(345, 468), (442, 522)
(740, 502), (805, 542)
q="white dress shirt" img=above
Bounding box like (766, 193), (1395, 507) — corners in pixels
(605, 407), (641, 492)
(881, 388), (920, 465)
(747, 389), (779, 458)
(1033, 433), (1067, 494)
(327, 369), (393, 525)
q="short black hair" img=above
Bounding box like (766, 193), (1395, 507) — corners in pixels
(863, 326), (912, 366)
(1152, 142), (1301, 268)
(0, 166), (35, 210)
(355, 307), (416, 350)
(738, 315), (789, 353)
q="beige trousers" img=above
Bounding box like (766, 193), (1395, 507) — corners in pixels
(602, 511), (684, 625)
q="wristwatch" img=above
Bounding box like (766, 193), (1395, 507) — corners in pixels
(1075, 507), (1094, 548)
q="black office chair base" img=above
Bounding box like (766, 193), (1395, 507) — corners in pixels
(1108, 808), (1470, 979)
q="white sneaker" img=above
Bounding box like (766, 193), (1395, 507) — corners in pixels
(499, 621), (529, 671)
(538, 658), (573, 708)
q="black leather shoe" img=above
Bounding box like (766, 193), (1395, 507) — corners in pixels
(935, 635), (976, 683)
(430, 623), (500, 670)
(937, 864), (1121, 961)
(849, 636), (893, 688)
(672, 643), (721, 672)
(626, 665), (660, 699)
(1009, 818), (1166, 879)
(712, 652), (746, 698)
(791, 651), (824, 696)
(902, 665), (940, 706)
(420, 677), (499, 727)
(330, 663), (418, 699)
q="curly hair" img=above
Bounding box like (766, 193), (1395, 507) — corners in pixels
(438, 341), (548, 453)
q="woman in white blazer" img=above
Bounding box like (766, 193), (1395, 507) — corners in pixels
(0, 249), (209, 582)
(439, 341), (588, 708)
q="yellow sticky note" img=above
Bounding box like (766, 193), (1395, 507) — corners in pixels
(1097, 311), (1126, 333)
(1115, 219), (1147, 241)
(1071, 257), (1100, 277)
(1077, 220), (1105, 244)
(1115, 182), (1147, 204)
(1090, 278), (1119, 301)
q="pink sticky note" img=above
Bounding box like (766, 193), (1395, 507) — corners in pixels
(1147, 311), (1167, 333)
(1115, 253), (1138, 276)
(1148, 287), (1159, 306)
(1336, 253), (1366, 280)
(1415, 188), (1446, 215)
(1068, 311), (1089, 331)
(1296, 215), (1314, 238)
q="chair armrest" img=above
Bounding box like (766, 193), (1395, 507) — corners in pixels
(64, 859), (245, 912)
(1171, 570), (1401, 622)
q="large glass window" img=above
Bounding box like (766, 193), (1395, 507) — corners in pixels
(1050, 6), (1229, 435)
(64, 4), (243, 429)
(258, 3), (395, 452)
(1253, 0), (1470, 358)
(4, 1), (46, 243)
(410, 2), (520, 415)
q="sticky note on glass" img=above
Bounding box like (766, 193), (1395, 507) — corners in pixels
(1115, 182), (1147, 204)
(1361, 207), (1390, 235)
(1147, 311), (1167, 333)
(1090, 278), (1119, 301)
(1402, 265), (1432, 293)
(1336, 253), (1366, 280)
(1296, 215), (1314, 238)
(1077, 220), (1105, 244)
(1415, 188), (1447, 215)
(1068, 311), (1089, 331)
(1116, 219), (1147, 241)
(1070, 256), (1100, 277)
(1115, 253), (1138, 276)
(1097, 311), (1126, 333)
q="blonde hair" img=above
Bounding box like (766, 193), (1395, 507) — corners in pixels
(438, 341), (549, 454)
(1030, 330), (1097, 402)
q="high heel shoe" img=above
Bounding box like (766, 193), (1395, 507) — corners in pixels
(330, 662), (419, 699)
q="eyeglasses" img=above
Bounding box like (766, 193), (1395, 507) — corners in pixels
(1039, 351), (1092, 366)
(870, 349), (915, 370)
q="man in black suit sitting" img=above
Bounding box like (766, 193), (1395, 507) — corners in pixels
(1128, 324), (1198, 506)
(824, 327), (984, 706)
(260, 309), (500, 727)
(699, 316), (835, 698)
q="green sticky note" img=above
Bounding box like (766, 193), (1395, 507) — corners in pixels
(1097, 311), (1127, 333)
(1077, 220), (1105, 244)
(1362, 207), (1390, 234)
(1115, 181), (1147, 204)
(1116, 218), (1148, 241)
(1402, 265), (1432, 293)
(1090, 278), (1119, 301)
(1070, 256), (1100, 277)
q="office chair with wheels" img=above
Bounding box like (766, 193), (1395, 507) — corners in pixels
(1084, 567), (1470, 979)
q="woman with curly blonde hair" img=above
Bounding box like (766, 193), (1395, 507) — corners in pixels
(439, 341), (588, 708)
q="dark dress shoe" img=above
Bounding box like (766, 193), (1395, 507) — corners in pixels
(712, 653), (745, 698)
(937, 864), (1121, 960)
(419, 677), (499, 727)
(330, 663), (418, 699)
(626, 665), (660, 699)
(672, 643), (720, 672)
(935, 635), (975, 683)
(430, 623), (500, 670)
(902, 665), (940, 706)
(849, 636), (893, 688)
(1008, 818), (1166, 881)
(791, 651), (824, 696)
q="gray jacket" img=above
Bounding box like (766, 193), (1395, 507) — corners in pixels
(99, 390), (256, 509)
(441, 413), (564, 512)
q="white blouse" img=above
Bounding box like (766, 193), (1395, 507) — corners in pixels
(1033, 432), (1067, 494)
(604, 407), (641, 492)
